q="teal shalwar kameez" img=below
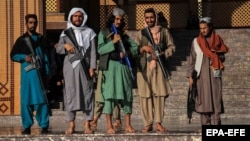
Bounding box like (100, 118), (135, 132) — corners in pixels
(10, 33), (50, 129)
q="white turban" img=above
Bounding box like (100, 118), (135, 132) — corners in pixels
(67, 7), (88, 29)
(199, 17), (212, 24)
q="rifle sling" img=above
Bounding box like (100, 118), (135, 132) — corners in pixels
(64, 28), (91, 80)
(23, 37), (36, 55)
(141, 28), (170, 79)
(64, 28), (89, 62)
(64, 28), (79, 49)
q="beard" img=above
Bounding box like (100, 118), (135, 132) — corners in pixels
(147, 21), (155, 28)
(28, 27), (36, 33)
(72, 21), (82, 27)
(204, 30), (212, 38)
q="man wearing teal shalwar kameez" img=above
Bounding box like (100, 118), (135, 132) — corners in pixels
(10, 14), (50, 134)
(98, 8), (137, 134)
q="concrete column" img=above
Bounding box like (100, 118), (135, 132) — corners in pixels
(123, 0), (137, 30)
(189, 0), (198, 16)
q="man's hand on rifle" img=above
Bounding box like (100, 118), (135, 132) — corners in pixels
(140, 45), (157, 60)
(140, 45), (154, 54)
(119, 52), (125, 59)
(149, 59), (157, 70)
(89, 68), (95, 78)
(25, 55), (33, 63)
(189, 77), (193, 90)
(64, 43), (75, 54)
(112, 34), (121, 44)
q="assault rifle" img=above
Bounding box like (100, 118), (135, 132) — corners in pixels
(141, 27), (170, 79)
(23, 37), (49, 104)
(111, 24), (135, 80)
(64, 28), (91, 80)
(187, 70), (198, 124)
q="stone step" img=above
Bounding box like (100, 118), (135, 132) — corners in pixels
(0, 134), (202, 141)
(1, 107), (248, 127)
(173, 45), (250, 52)
(169, 77), (250, 88)
(171, 57), (250, 66)
(46, 91), (250, 117)
(168, 66), (250, 75)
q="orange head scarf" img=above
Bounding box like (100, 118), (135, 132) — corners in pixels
(197, 30), (229, 70)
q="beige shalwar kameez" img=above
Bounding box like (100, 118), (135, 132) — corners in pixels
(135, 27), (175, 127)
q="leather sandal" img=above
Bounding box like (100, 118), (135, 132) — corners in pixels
(84, 122), (94, 134)
(113, 122), (122, 131)
(89, 121), (97, 131)
(141, 125), (153, 133)
(155, 125), (167, 133)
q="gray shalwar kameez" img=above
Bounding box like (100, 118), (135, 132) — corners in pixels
(56, 8), (97, 122)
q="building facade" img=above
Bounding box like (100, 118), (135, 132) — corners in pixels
(0, 0), (249, 115)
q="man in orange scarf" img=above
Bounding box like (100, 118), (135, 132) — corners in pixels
(187, 17), (229, 131)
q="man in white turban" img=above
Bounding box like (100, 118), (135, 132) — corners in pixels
(56, 7), (97, 134)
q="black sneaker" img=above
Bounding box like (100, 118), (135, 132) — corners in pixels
(22, 128), (31, 135)
(41, 128), (49, 134)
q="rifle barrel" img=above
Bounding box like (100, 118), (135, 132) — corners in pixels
(145, 27), (170, 79)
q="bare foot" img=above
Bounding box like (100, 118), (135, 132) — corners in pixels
(65, 121), (75, 135)
(65, 128), (74, 135)
(113, 120), (122, 131)
(84, 129), (94, 134)
(125, 126), (136, 133)
(107, 128), (116, 134)
(90, 121), (97, 131)
(84, 122), (94, 134)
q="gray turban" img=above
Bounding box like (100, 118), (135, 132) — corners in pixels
(112, 7), (125, 16)
(199, 17), (212, 24)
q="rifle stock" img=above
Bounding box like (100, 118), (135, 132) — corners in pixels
(64, 28), (91, 80)
(111, 24), (135, 80)
(142, 27), (170, 79)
